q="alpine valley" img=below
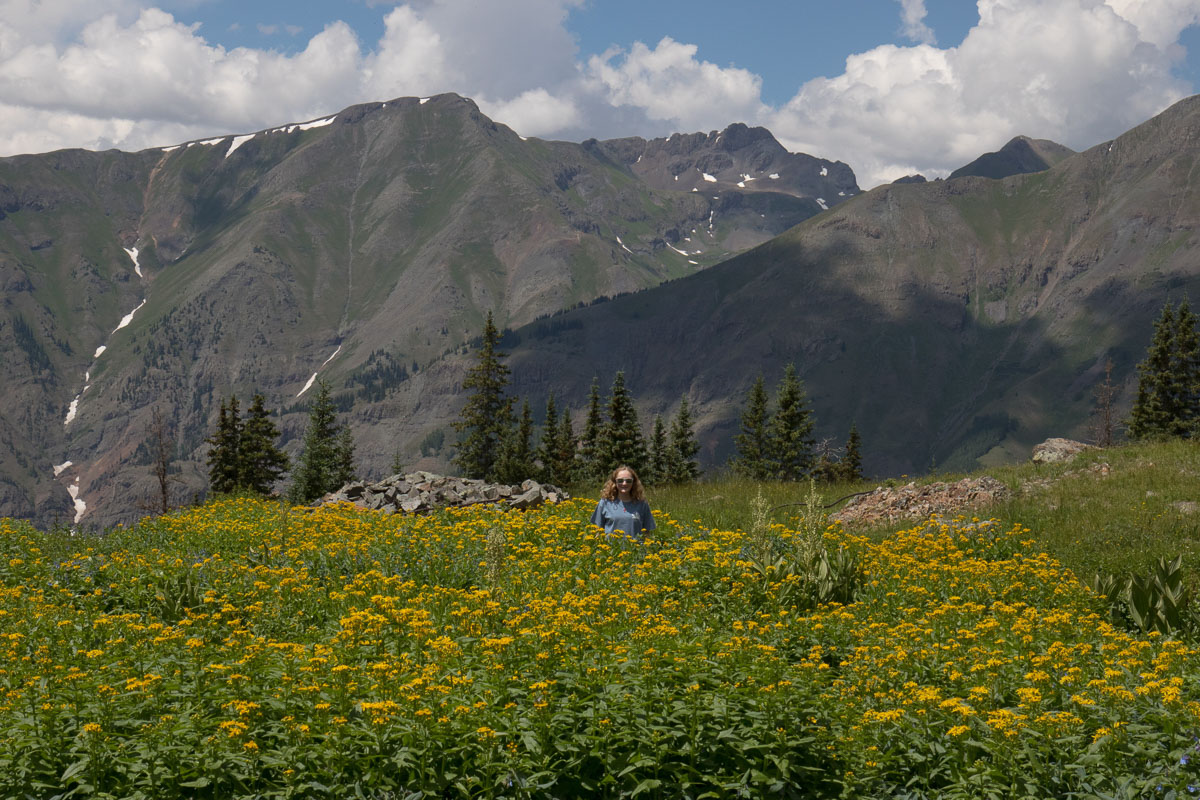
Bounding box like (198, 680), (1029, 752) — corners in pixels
(2, 91), (1199, 527)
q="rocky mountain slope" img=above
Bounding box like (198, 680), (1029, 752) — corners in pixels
(0, 94), (855, 527)
(396, 94), (1200, 478)
(949, 135), (1076, 180)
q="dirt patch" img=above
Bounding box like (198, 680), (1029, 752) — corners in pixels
(831, 476), (1011, 528)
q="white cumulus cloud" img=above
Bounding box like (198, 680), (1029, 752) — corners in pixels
(771, 0), (1199, 185)
(898, 0), (936, 45)
(0, 0), (1197, 192)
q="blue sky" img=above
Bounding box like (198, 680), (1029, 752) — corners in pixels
(2, 1), (1198, 186)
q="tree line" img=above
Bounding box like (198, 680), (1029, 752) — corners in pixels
(204, 381), (355, 504)
(730, 364), (862, 483)
(1127, 298), (1200, 441)
(199, 312), (869, 505)
(452, 313), (700, 486)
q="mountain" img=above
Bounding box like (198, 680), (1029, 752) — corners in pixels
(398, 94), (1200, 477)
(0, 94), (856, 527)
(949, 135), (1076, 180)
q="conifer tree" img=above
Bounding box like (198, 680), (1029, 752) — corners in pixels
(648, 414), (670, 485)
(578, 377), (605, 479)
(496, 399), (536, 483)
(537, 394), (561, 483)
(1171, 298), (1200, 436)
(334, 427), (356, 488)
(537, 395), (576, 485)
(289, 380), (354, 503)
(599, 371), (648, 474)
(731, 376), (773, 480)
(237, 394), (289, 495)
(667, 396), (701, 483)
(206, 396), (242, 495)
(452, 312), (514, 480)
(553, 406), (578, 484)
(839, 423), (864, 482)
(767, 363), (815, 480)
(1128, 301), (1199, 439)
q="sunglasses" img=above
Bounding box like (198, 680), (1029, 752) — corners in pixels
(615, 478), (634, 485)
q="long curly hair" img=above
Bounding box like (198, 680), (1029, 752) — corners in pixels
(601, 465), (645, 501)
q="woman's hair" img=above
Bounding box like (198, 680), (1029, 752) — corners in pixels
(601, 465), (645, 501)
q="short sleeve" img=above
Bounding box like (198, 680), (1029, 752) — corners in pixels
(590, 501), (606, 529)
(640, 502), (656, 531)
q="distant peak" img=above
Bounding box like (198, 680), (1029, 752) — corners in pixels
(715, 122), (782, 152)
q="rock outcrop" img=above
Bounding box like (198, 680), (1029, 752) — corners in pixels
(831, 476), (1010, 528)
(319, 472), (568, 514)
(1032, 438), (1096, 464)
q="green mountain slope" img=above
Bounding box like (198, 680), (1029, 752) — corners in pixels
(0, 94), (854, 527)
(426, 94), (1200, 477)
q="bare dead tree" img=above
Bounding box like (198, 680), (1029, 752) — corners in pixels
(149, 406), (183, 514)
(1088, 358), (1119, 447)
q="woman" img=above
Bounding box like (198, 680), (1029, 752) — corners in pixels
(590, 465), (656, 539)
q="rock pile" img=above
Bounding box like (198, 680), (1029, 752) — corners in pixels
(831, 476), (1010, 528)
(319, 472), (569, 514)
(1031, 437), (1096, 464)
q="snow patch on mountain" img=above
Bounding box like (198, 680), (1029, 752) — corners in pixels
(298, 116), (335, 131)
(226, 134), (255, 158)
(67, 478), (86, 523)
(123, 246), (142, 277)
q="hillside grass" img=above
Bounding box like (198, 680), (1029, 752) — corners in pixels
(4, 442), (1200, 796)
(639, 439), (1200, 583)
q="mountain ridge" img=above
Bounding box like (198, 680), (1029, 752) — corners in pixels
(0, 93), (856, 527)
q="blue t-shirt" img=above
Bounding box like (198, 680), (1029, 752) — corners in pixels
(590, 498), (656, 539)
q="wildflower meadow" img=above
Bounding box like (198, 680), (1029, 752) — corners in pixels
(1, 496), (1198, 798)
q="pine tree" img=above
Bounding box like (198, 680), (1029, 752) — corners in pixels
(1171, 298), (1200, 436)
(599, 371), (648, 473)
(537, 395), (576, 485)
(839, 423), (864, 482)
(578, 377), (605, 480)
(237, 394), (289, 495)
(1129, 302), (1187, 439)
(288, 380), (352, 503)
(647, 414), (670, 485)
(553, 406), (578, 485)
(537, 394), (561, 483)
(767, 363), (815, 480)
(667, 396), (700, 483)
(206, 396), (242, 495)
(731, 376), (773, 480)
(334, 427), (356, 487)
(496, 399), (536, 483)
(452, 312), (514, 480)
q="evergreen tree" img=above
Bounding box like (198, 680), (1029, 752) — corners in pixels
(1171, 298), (1200, 436)
(537, 395), (577, 485)
(537, 394), (561, 483)
(237, 394), (289, 495)
(731, 376), (773, 480)
(767, 363), (815, 480)
(553, 406), (578, 485)
(496, 399), (536, 483)
(599, 371), (648, 473)
(206, 396), (242, 495)
(334, 427), (356, 487)
(288, 380), (352, 503)
(667, 396), (701, 483)
(647, 414), (670, 485)
(1128, 301), (1199, 439)
(839, 423), (864, 482)
(452, 312), (514, 480)
(578, 377), (605, 479)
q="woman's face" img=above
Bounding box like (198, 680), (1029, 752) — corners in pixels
(615, 470), (635, 496)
